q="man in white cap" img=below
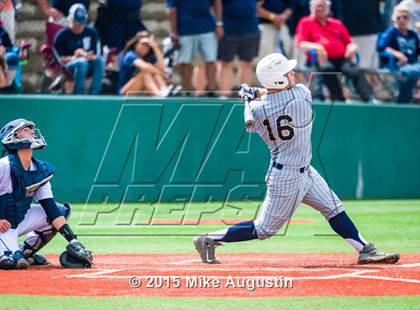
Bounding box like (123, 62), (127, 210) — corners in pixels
(193, 52), (399, 265)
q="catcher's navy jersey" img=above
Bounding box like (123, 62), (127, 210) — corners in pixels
(248, 84), (313, 168)
(0, 155), (53, 199)
(0, 154), (54, 228)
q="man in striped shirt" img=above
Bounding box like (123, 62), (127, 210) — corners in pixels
(193, 53), (399, 265)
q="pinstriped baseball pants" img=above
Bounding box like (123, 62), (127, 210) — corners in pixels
(254, 165), (344, 239)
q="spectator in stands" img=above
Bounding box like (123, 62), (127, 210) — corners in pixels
(342, 1), (385, 69)
(285, 0), (342, 66)
(95, 0), (146, 53)
(192, 62), (209, 96)
(288, 0), (343, 36)
(0, 53), (6, 88)
(378, 5), (420, 103)
(296, 0), (373, 102)
(219, 0), (260, 98)
(38, 0), (90, 23)
(0, 23), (17, 90)
(257, 0), (293, 58)
(400, 0), (420, 32)
(0, 0), (15, 43)
(53, 4), (104, 94)
(168, 0), (222, 96)
(118, 32), (169, 96)
(384, 0), (403, 27)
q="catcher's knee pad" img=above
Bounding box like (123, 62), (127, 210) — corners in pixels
(57, 202), (72, 221)
(21, 203), (72, 258)
(21, 227), (57, 258)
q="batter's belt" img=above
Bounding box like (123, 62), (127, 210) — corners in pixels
(272, 162), (309, 173)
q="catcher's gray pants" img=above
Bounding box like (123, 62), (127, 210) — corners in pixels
(0, 204), (52, 256)
(254, 165), (344, 239)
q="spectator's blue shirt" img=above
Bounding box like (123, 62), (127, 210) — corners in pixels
(0, 26), (13, 49)
(259, 0), (292, 24)
(167, 0), (215, 36)
(108, 0), (142, 10)
(54, 26), (99, 56)
(378, 27), (420, 64)
(222, 0), (259, 35)
(117, 50), (157, 91)
(52, 0), (90, 16)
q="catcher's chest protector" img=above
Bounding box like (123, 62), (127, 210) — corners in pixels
(0, 154), (54, 228)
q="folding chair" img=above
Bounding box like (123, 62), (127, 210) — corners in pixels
(39, 21), (73, 93)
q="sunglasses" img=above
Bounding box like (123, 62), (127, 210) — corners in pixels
(396, 15), (409, 20)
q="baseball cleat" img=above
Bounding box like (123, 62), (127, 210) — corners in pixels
(193, 235), (222, 264)
(13, 250), (29, 269)
(27, 253), (51, 266)
(0, 255), (17, 270)
(358, 243), (400, 265)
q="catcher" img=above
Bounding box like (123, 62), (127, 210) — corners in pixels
(0, 119), (93, 269)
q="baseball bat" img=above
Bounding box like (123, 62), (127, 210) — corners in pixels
(243, 98), (255, 129)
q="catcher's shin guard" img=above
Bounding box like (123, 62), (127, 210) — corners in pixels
(20, 202), (72, 259)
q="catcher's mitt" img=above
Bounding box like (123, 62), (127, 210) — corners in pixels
(59, 240), (93, 269)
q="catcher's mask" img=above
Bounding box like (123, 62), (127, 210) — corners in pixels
(0, 119), (47, 152)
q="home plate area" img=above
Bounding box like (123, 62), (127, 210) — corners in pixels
(2, 253), (419, 297)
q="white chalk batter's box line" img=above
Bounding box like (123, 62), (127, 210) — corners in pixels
(67, 262), (420, 284)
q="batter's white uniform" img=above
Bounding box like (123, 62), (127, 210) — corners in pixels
(248, 84), (344, 239)
(0, 156), (54, 255)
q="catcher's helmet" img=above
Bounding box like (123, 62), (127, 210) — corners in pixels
(0, 119), (47, 152)
(256, 53), (297, 89)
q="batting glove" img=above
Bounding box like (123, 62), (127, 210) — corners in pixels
(238, 84), (259, 101)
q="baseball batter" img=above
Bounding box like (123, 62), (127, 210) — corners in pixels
(194, 53), (400, 265)
(0, 119), (93, 269)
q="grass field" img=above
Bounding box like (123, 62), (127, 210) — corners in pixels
(2, 199), (420, 309)
(44, 199), (420, 254)
(2, 295), (420, 310)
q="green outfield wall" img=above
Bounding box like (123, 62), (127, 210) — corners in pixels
(1, 95), (419, 202)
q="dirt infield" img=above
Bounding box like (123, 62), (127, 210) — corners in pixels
(1, 253), (419, 298)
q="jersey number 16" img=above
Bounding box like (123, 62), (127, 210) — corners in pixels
(263, 115), (294, 141)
